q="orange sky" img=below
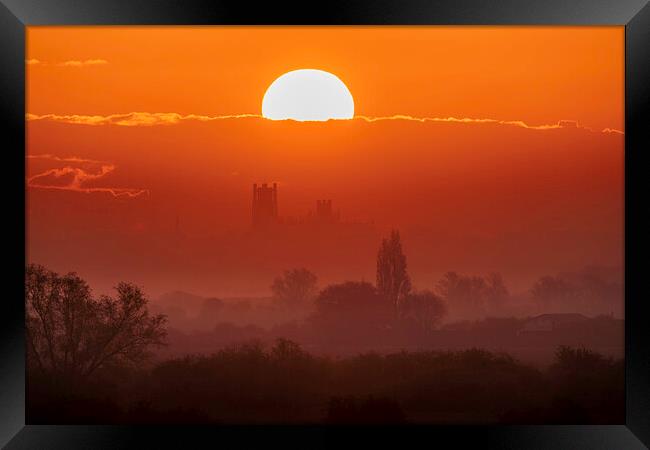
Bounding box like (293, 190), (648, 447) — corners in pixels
(26, 27), (624, 298)
(27, 26), (623, 130)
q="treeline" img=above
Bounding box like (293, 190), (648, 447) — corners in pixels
(28, 339), (623, 424)
(158, 314), (623, 362)
(152, 230), (622, 335)
(25, 263), (623, 424)
(272, 230), (621, 321)
(25, 227), (623, 425)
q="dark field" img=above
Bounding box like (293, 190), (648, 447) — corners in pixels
(28, 342), (623, 425)
(26, 248), (623, 425)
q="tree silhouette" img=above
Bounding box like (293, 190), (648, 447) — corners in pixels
(436, 271), (509, 319)
(402, 290), (447, 332)
(25, 264), (167, 380)
(485, 272), (509, 309)
(271, 268), (318, 308)
(376, 230), (411, 316)
(312, 281), (392, 334)
(314, 281), (381, 317)
(531, 268), (622, 315)
(531, 275), (575, 311)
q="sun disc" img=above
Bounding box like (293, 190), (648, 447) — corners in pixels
(262, 69), (354, 121)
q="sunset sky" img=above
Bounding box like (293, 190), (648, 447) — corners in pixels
(26, 27), (624, 298)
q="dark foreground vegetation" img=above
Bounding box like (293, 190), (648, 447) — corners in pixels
(28, 340), (623, 425)
(26, 229), (624, 425)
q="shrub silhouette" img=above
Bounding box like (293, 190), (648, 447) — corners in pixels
(28, 338), (623, 424)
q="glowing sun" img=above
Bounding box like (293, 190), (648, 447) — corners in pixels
(262, 69), (354, 121)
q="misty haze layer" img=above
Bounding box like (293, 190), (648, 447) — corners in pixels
(27, 118), (623, 303)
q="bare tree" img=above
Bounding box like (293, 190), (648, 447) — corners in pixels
(376, 230), (411, 316)
(25, 264), (167, 380)
(271, 268), (318, 308)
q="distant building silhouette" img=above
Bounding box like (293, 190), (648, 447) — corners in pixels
(249, 184), (367, 229)
(518, 313), (588, 334)
(252, 183), (278, 227)
(315, 199), (340, 224)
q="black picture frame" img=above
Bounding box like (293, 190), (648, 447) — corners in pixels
(1, 1), (648, 448)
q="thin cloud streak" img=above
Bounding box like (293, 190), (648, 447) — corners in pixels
(58, 59), (109, 67)
(354, 115), (623, 134)
(26, 59), (109, 67)
(602, 128), (625, 135)
(26, 112), (623, 134)
(27, 112), (261, 127)
(27, 154), (148, 198)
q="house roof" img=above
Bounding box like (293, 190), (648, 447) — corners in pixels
(526, 313), (588, 323)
